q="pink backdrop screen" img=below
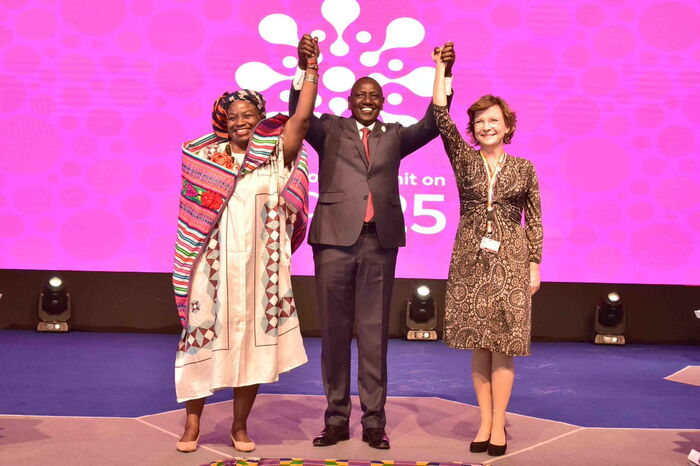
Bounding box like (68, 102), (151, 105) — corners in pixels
(1, 0), (699, 285)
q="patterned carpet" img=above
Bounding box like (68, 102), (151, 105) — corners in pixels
(204, 460), (481, 466)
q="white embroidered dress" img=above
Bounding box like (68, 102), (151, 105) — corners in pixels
(175, 141), (307, 402)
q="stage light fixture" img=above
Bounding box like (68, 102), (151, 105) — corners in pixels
(37, 276), (71, 332)
(594, 291), (625, 345)
(406, 284), (437, 341)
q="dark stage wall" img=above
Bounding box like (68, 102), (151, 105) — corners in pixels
(0, 269), (698, 344)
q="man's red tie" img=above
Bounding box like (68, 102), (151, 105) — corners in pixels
(361, 127), (374, 222)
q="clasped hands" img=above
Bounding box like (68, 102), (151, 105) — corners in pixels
(297, 35), (456, 76)
(297, 34), (320, 69)
(432, 41), (456, 76)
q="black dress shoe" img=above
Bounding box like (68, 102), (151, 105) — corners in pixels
(362, 427), (390, 449)
(469, 438), (489, 453)
(487, 428), (507, 456)
(312, 425), (350, 447)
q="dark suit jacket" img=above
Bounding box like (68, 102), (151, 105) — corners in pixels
(290, 88), (446, 249)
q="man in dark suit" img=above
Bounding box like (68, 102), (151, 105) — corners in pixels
(290, 36), (454, 450)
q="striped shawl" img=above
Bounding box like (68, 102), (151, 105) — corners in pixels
(172, 114), (309, 328)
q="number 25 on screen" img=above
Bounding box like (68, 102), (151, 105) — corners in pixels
(307, 193), (446, 235)
(400, 194), (446, 235)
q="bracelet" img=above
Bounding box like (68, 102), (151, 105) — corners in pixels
(307, 64), (319, 70)
(304, 74), (318, 83)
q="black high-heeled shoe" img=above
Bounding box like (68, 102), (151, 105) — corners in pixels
(487, 428), (507, 456)
(469, 438), (490, 453)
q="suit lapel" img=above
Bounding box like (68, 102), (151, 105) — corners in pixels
(342, 118), (369, 169)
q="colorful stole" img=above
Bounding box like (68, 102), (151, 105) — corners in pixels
(172, 114), (309, 328)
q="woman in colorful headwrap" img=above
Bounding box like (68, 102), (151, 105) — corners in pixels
(172, 36), (319, 453)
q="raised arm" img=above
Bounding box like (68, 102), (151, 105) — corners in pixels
(432, 44), (449, 107)
(431, 42), (469, 162)
(282, 34), (319, 164)
(398, 43), (456, 157)
(288, 34), (317, 117)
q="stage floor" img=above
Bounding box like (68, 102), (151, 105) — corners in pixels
(0, 330), (698, 465)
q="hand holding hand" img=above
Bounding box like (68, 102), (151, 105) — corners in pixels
(440, 41), (455, 76)
(297, 34), (319, 70)
(308, 37), (319, 67)
(529, 262), (541, 296)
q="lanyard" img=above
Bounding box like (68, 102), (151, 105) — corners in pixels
(479, 152), (507, 236)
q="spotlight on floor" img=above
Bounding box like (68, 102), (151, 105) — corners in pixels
(594, 291), (624, 345)
(37, 276), (71, 332)
(406, 285), (437, 341)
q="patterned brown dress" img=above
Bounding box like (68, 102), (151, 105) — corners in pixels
(433, 104), (543, 356)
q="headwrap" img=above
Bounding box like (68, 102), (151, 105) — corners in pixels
(211, 89), (267, 138)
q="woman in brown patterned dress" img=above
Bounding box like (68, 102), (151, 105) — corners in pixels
(431, 43), (543, 456)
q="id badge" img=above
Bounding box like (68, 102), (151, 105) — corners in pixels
(480, 236), (501, 254)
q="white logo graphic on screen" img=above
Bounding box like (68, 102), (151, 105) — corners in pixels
(234, 0), (433, 125)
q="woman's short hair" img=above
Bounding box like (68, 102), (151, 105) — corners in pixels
(466, 95), (517, 145)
